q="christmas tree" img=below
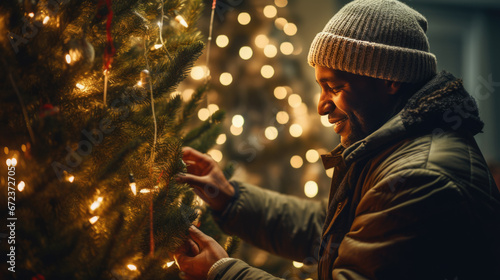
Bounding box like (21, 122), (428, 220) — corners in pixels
(0, 0), (235, 279)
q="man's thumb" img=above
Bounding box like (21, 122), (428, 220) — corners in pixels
(188, 225), (212, 248)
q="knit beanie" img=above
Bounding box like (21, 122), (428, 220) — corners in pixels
(308, 0), (437, 83)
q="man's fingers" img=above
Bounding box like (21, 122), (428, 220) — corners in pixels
(176, 173), (208, 189)
(182, 146), (212, 163)
(188, 225), (213, 248)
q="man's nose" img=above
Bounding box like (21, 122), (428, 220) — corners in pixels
(317, 94), (334, 116)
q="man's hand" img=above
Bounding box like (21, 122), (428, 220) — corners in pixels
(174, 226), (229, 280)
(177, 147), (235, 212)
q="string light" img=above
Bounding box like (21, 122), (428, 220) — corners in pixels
(232, 115), (245, 128)
(306, 149), (320, 163)
(280, 42), (294, 55)
(207, 149), (223, 162)
(304, 181), (318, 198)
(190, 66), (208, 80)
(261, 65), (275, 79)
(264, 44), (278, 58)
(6, 159), (11, 167)
(290, 155), (303, 168)
(237, 12), (251, 25)
(129, 173), (137, 196)
(43, 16), (50, 25)
(127, 264), (138, 271)
(18, 181), (25, 192)
(21, 144), (27, 152)
(68, 175), (75, 183)
(11, 158), (17, 167)
(216, 134), (227, 145)
(76, 83), (85, 90)
(276, 111), (289, 124)
(90, 197), (103, 211)
(28, 12), (34, 18)
(274, 87), (287, 99)
(293, 261), (304, 268)
(140, 189), (151, 194)
(175, 12), (188, 28)
(255, 34), (269, 48)
(265, 126), (278, 140)
(288, 94), (302, 108)
(198, 108), (210, 121)
(219, 72), (233, 86)
(89, 216), (99, 224)
(239, 46), (253, 60)
(263, 5), (277, 18)
(274, 17), (288, 30)
(3, 147), (8, 154)
(165, 261), (175, 268)
(230, 125), (243, 136)
(65, 54), (72, 64)
(289, 124), (303, 137)
(283, 23), (298, 36)
(154, 43), (163, 49)
(216, 35), (229, 48)
(208, 104), (219, 114)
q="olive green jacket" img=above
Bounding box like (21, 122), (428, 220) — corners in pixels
(209, 72), (500, 280)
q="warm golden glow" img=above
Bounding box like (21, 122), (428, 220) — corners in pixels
(140, 189), (151, 193)
(288, 94), (302, 108)
(265, 126), (278, 140)
(10, 158), (17, 167)
(127, 264), (138, 271)
(3, 147), (8, 154)
(17, 181), (25, 192)
(275, 0), (288, 8)
(283, 23), (297, 36)
(239, 46), (253, 60)
(216, 35), (229, 48)
(289, 124), (303, 137)
(154, 43), (163, 49)
(207, 149), (223, 162)
(232, 115), (245, 128)
(76, 83), (85, 90)
(68, 175), (75, 183)
(304, 181), (318, 198)
(261, 65), (275, 79)
(263, 5), (278, 18)
(237, 12), (251, 25)
(175, 15), (188, 28)
(280, 42), (294, 55)
(290, 155), (303, 168)
(255, 34), (269, 48)
(293, 261), (304, 268)
(191, 66), (206, 80)
(166, 261), (175, 268)
(182, 89), (195, 101)
(89, 216), (99, 224)
(28, 12), (34, 18)
(6, 159), (11, 167)
(130, 182), (137, 195)
(264, 44), (278, 58)
(65, 54), (71, 64)
(198, 108), (210, 121)
(219, 72), (233, 86)
(230, 125), (243, 136)
(208, 104), (219, 114)
(21, 145), (26, 152)
(216, 134), (227, 145)
(274, 17), (288, 30)
(321, 115), (333, 127)
(326, 168), (334, 178)
(274, 86), (287, 100)
(43, 16), (50, 25)
(276, 111), (289, 124)
(306, 149), (320, 163)
(90, 197), (103, 211)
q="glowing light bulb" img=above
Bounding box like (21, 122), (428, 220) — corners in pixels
(261, 65), (275, 79)
(264, 44), (278, 58)
(76, 83), (85, 90)
(237, 12), (251, 25)
(140, 189), (151, 193)
(232, 115), (245, 128)
(18, 181), (25, 192)
(290, 155), (303, 168)
(11, 158), (17, 167)
(130, 182), (137, 195)
(276, 111), (289, 124)
(219, 72), (233, 86)
(289, 124), (303, 137)
(263, 5), (277, 18)
(175, 15), (188, 28)
(293, 261), (304, 268)
(154, 43), (163, 49)
(28, 12), (34, 18)
(90, 197), (103, 211)
(216, 134), (227, 145)
(304, 181), (318, 198)
(280, 42), (294, 55)
(216, 35), (229, 48)
(306, 149), (320, 163)
(6, 159), (11, 167)
(127, 264), (138, 271)
(198, 108), (210, 121)
(255, 34), (269, 48)
(89, 216), (99, 224)
(4, 147), (8, 154)
(65, 54), (72, 64)
(68, 175), (75, 183)
(207, 149), (223, 163)
(43, 16), (50, 25)
(274, 86), (287, 100)
(166, 261), (175, 268)
(239, 46), (253, 60)
(137, 81), (143, 87)
(191, 66), (205, 80)
(265, 126), (278, 140)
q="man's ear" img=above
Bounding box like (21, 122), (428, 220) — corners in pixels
(384, 81), (402, 95)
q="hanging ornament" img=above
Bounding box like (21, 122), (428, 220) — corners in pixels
(64, 37), (95, 66)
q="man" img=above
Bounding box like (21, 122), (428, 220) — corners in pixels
(175, 0), (500, 279)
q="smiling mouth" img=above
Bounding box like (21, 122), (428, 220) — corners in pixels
(331, 118), (348, 126)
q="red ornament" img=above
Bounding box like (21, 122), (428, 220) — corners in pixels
(39, 104), (60, 118)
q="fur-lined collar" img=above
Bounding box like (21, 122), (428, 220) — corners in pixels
(342, 71), (484, 165)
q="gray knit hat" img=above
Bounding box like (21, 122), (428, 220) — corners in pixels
(308, 0), (437, 83)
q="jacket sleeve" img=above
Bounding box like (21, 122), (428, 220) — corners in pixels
(208, 259), (285, 280)
(214, 180), (327, 262)
(331, 169), (472, 280)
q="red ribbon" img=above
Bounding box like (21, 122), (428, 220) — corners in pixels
(212, 0), (216, 10)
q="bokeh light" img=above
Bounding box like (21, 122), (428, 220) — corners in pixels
(321, 115), (334, 127)
(264, 44), (278, 58)
(280, 42), (294, 55)
(219, 72), (233, 86)
(306, 149), (320, 163)
(274, 86), (287, 99)
(207, 149), (223, 162)
(239, 46), (253, 60)
(263, 5), (277, 18)
(288, 94), (302, 108)
(265, 126), (279, 140)
(290, 155), (303, 168)
(275, 0), (288, 8)
(284, 23), (298, 36)
(216, 35), (229, 48)
(238, 12), (251, 25)
(293, 261), (304, 268)
(208, 104), (219, 114)
(198, 108), (210, 121)
(255, 34), (269, 48)
(230, 125), (243, 136)
(261, 65), (275, 79)
(274, 17), (288, 30)
(232, 115), (245, 127)
(191, 66), (208, 80)
(304, 181), (319, 198)
(289, 124), (303, 137)
(216, 134), (227, 145)
(276, 111), (289, 124)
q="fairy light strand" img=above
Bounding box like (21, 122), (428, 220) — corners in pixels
(205, 0), (217, 122)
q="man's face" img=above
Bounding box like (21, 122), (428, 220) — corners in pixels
(315, 65), (396, 147)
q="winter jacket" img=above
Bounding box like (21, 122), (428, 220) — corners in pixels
(209, 71), (500, 280)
